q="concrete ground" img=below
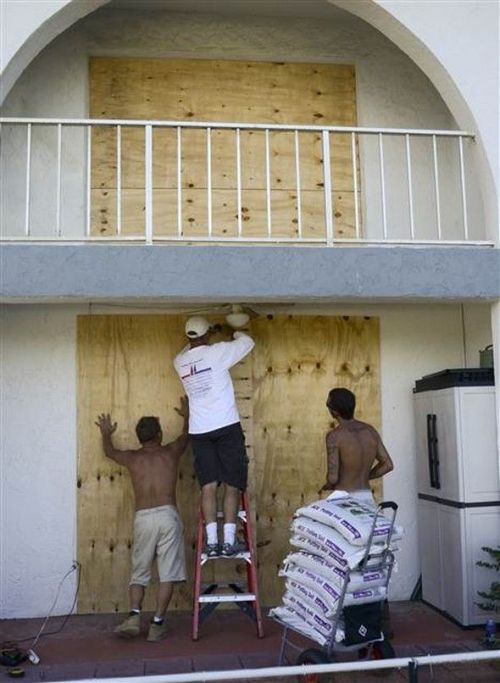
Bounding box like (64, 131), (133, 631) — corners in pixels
(0, 601), (499, 682)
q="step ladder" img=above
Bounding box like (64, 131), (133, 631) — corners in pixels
(192, 490), (264, 640)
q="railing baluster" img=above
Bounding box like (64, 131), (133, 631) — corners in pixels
(24, 123), (32, 237)
(236, 127), (242, 238)
(177, 126), (182, 237)
(116, 125), (121, 236)
(294, 129), (302, 240)
(0, 118), (485, 246)
(207, 127), (212, 238)
(322, 130), (333, 246)
(378, 133), (387, 240)
(432, 134), (442, 240)
(86, 125), (92, 237)
(351, 132), (360, 239)
(405, 133), (415, 240)
(458, 136), (469, 240)
(265, 129), (272, 238)
(145, 124), (153, 244)
(56, 123), (62, 237)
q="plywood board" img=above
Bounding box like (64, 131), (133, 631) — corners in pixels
(91, 188), (359, 240)
(251, 315), (381, 605)
(77, 314), (380, 612)
(89, 58), (361, 239)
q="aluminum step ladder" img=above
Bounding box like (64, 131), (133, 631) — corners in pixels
(192, 490), (264, 640)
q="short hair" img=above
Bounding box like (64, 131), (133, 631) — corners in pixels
(135, 416), (161, 444)
(326, 388), (356, 419)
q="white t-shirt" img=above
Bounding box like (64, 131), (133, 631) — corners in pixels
(174, 332), (255, 434)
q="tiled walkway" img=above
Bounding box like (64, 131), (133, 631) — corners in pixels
(1, 602), (498, 682)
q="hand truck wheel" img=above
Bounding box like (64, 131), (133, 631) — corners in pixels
(369, 639), (396, 677)
(296, 648), (335, 683)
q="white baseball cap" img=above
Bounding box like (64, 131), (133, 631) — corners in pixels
(185, 316), (210, 339)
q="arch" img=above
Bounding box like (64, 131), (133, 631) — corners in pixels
(0, 0), (110, 104)
(330, 0), (498, 241)
(1, 0), (497, 239)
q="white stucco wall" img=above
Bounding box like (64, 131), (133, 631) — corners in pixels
(0, 302), (493, 617)
(0, 306), (78, 618)
(0, 6), (486, 242)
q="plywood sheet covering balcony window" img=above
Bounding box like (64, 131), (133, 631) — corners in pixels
(77, 314), (379, 613)
(89, 58), (361, 241)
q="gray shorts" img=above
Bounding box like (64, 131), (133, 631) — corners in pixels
(130, 505), (186, 586)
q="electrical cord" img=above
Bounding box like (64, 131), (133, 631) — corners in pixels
(4, 562), (81, 647)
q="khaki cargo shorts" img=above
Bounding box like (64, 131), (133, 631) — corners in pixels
(130, 505), (186, 586)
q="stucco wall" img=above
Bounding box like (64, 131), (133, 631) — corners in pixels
(0, 6), (486, 241)
(0, 306), (78, 618)
(0, 302), (493, 617)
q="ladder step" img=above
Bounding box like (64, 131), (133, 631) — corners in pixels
(199, 593), (256, 604)
(216, 511), (247, 520)
(201, 551), (250, 561)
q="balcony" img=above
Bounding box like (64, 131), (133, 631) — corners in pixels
(0, 117), (492, 247)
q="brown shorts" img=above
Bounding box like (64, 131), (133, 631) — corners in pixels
(130, 505), (186, 586)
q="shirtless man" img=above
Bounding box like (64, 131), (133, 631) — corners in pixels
(95, 396), (188, 642)
(320, 387), (394, 503)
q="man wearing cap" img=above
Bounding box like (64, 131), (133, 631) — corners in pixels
(174, 317), (254, 557)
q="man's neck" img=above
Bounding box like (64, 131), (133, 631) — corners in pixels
(140, 439), (161, 450)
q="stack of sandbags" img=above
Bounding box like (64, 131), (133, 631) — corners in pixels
(270, 492), (402, 647)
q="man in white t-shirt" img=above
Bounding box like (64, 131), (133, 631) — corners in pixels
(174, 316), (255, 557)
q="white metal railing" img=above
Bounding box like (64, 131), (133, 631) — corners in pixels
(0, 117), (492, 246)
(64, 649), (500, 682)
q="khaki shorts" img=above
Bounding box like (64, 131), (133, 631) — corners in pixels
(130, 505), (186, 586)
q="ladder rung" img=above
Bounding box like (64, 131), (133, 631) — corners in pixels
(201, 551), (250, 561)
(215, 511), (247, 520)
(199, 593), (256, 603)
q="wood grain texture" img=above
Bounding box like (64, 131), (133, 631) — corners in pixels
(77, 314), (380, 612)
(77, 315), (254, 613)
(89, 57), (360, 240)
(251, 315), (381, 604)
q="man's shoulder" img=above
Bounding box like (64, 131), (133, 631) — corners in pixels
(326, 427), (340, 442)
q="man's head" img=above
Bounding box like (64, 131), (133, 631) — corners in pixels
(136, 416), (162, 444)
(326, 388), (356, 420)
(185, 316), (211, 346)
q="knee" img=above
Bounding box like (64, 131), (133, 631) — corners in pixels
(202, 482), (217, 496)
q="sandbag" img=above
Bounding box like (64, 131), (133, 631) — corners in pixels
(290, 519), (386, 569)
(282, 592), (334, 638)
(279, 560), (343, 606)
(289, 537), (388, 591)
(296, 497), (402, 547)
(269, 605), (346, 647)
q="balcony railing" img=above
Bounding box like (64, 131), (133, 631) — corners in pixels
(0, 117), (491, 246)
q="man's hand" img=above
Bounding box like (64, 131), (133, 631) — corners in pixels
(174, 396), (189, 420)
(319, 481), (335, 494)
(95, 413), (117, 436)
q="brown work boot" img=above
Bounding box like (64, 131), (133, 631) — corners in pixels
(114, 612), (140, 638)
(147, 620), (167, 642)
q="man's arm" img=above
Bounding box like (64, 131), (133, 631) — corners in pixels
(167, 396), (190, 459)
(212, 327), (255, 369)
(369, 435), (394, 480)
(320, 430), (340, 492)
(95, 414), (132, 466)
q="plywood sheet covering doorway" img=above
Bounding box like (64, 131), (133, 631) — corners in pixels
(89, 57), (361, 241)
(77, 314), (379, 613)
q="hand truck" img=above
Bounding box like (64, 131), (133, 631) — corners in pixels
(273, 501), (398, 682)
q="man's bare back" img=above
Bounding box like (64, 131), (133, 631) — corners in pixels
(115, 444), (182, 510)
(95, 398), (189, 510)
(324, 420), (391, 491)
(321, 388), (393, 494)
